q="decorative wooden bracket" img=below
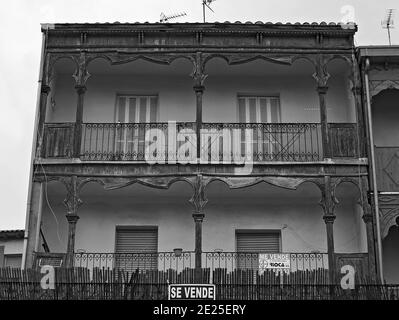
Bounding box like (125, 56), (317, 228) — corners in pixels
(189, 175), (208, 213)
(191, 52), (208, 88)
(72, 51), (90, 87)
(61, 176), (83, 216)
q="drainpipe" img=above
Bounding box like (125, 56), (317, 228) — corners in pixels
(364, 57), (384, 283)
(21, 25), (49, 269)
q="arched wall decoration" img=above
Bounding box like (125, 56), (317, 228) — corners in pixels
(85, 52), (195, 67)
(369, 80), (399, 97)
(379, 195), (399, 239)
(203, 176), (310, 190)
(78, 176), (195, 192)
(202, 53), (296, 67)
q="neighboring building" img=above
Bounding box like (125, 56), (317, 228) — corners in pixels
(358, 46), (399, 284)
(0, 230), (24, 268)
(24, 21), (381, 286)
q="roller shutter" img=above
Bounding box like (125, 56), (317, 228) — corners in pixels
(115, 226), (158, 272)
(236, 230), (281, 270)
(236, 231), (280, 253)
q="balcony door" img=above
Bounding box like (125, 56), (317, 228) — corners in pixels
(115, 95), (158, 160)
(238, 96), (280, 160)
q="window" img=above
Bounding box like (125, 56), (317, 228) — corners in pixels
(238, 96), (281, 157)
(114, 95), (158, 159)
(4, 254), (22, 268)
(115, 95), (158, 123)
(237, 96), (280, 124)
(115, 226), (158, 272)
(235, 230), (281, 269)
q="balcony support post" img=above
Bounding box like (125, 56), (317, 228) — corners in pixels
(24, 181), (44, 268)
(317, 86), (331, 159)
(319, 176), (337, 283)
(359, 177), (378, 283)
(194, 85), (205, 160)
(72, 52), (90, 159)
(73, 85), (86, 158)
(191, 52), (207, 161)
(313, 55), (331, 159)
(350, 59), (365, 157)
(37, 84), (51, 157)
(189, 175), (208, 283)
(62, 176), (82, 268)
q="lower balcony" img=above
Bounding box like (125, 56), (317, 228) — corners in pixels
(41, 122), (362, 162)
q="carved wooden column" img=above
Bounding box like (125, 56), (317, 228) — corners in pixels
(189, 175), (208, 283)
(359, 178), (378, 283)
(313, 56), (331, 159)
(350, 61), (366, 157)
(319, 176), (337, 283)
(24, 180), (44, 268)
(37, 84), (51, 157)
(191, 53), (207, 160)
(72, 52), (90, 158)
(62, 176), (82, 268)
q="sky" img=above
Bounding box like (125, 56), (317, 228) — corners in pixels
(0, 0), (398, 230)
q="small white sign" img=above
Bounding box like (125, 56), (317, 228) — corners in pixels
(259, 253), (291, 271)
(168, 284), (216, 300)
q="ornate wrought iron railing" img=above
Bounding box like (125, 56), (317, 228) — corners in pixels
(41, 122), (362, 161)
(72, 252), (328, 276)
(201, 123), (323, 162)
(74, 252), (195, 274)
(203, 252), (328, 273)
(80, 122), (196, 161)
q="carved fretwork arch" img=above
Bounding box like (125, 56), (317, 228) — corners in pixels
(369, 80), (399, 97)
(45, 53), (80, 86)
(379, 195), (399, 239)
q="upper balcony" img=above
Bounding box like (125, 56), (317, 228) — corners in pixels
(37, 45), (366, 170)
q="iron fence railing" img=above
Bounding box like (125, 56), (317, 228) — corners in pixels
(74, 252), (195, 274)
(80, 122), (196, 161)
(73, 252), (328, 274)
(201, 123), (322, 162)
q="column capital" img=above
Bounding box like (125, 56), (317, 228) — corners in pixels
(75, 85), (87, 94)
(192, 213), (205, 222)
(317, 86), (329, 94)
(323, 214), (336, 224)
(362, 213), (373, 224)
(41, 84), (51, 94)
(193, 85), (205, 93)
(66, 214), (80, 224)
(351, 86), (362, 96)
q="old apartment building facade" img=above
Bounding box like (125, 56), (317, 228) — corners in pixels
(21, 22), (397, 286)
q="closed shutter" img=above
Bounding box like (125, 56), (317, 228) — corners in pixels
(4, 255), (22, 268)
(115, 227), (158, 272)
(236, 230), (281, 270)
(236, 231), (280, 253)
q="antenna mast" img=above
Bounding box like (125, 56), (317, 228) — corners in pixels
(160, 12), (187, 23)
(382, 9), (395, 46)
(202, 0), (216, 23)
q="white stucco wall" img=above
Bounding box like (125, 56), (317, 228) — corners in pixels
(47, 73), (355, 124)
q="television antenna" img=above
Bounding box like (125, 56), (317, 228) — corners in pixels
(202, 0), (216, 23)
(382, 9), (395, 46)
(160, 12), (187, 23)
